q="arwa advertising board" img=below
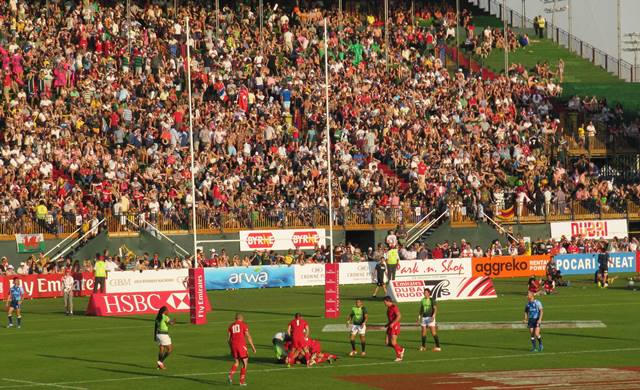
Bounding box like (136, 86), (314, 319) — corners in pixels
(389, 277), (497, 303)
(203, 265), (295, 290)
(550, 219), (628, 240)
(554, 252), (636, 275)
(239, 229), (326, 251)
(106, 269), (189, 293)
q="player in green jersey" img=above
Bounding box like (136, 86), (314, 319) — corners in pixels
(347, 299), (368, 356)
(417, 288), (441, 352)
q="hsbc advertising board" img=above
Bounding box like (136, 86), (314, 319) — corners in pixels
(86, 290), (211, 317)
(106, 270), (189, 293)
(389, 277), (497, 303)
(239, 229), (326, 251)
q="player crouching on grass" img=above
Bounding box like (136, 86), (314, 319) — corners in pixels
(523, 292), (544, 352)
(383, 296), (405, 362)
(228, 313), (257, 386)
(154, 306), (176, 369)
(417, 288), (441, 352)
(347, 299), (368, 356)
(306, 337), (337, 365)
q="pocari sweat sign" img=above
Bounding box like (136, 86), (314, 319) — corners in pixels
(204, 266), (295, 290)
(554, 252), (636, 275)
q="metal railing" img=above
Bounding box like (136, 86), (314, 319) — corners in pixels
(468, 0), (640, 82)
(406, 209), (449, 247)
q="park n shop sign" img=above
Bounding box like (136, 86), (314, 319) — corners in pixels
(15, 234), (45, 253)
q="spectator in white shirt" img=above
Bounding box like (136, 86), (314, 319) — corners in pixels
(62, 270), (75, 315)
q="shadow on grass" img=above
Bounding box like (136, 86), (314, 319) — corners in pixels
(543, 331), (639, 342)
(180, 354), (280, 365)
(88, 366), (223, 386)
(213, 308), (322, 318)
(38, 354), (150, 370)
(443, 342), (524, 352)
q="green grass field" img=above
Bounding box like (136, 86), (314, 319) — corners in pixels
(1, 276), (639, 389)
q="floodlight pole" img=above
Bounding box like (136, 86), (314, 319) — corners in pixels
(259, 0), (264, 45)
(384, 0), (389, 72)
(456, 0), (460, 70)
(624, 33), (640, 82)
(323, 19), (335, 264)
(215, 0), (220, 38)
(617, 0), (622, 77)
(503, 0), (508, 77)
(186, 17), (198, 268)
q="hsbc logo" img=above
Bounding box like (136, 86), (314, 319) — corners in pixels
(166, 292), (190, 310)
(291, 231), (320, 247)
(245, 233), (275, 249)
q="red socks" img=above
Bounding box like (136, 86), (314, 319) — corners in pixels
(229, 364), (238, 378)
(393, 344), (403, 356)
(240, 367), (246, 384)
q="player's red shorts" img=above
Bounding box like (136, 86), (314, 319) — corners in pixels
(387, 324), (400, 336)
(292, 337), (306, 349)
(230, 344), (249, 359)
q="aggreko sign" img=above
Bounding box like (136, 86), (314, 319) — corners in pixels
(472, 255), (549, 278)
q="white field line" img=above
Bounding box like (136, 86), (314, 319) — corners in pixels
(2, 378), (87, 390)
(0, 318), (287, 337)
(0, 347), (639, 389)
(322, 320), (607, 332)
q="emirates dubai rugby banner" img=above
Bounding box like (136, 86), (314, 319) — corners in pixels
(239, 229), (326, 251)
(389, 277), (497, 303)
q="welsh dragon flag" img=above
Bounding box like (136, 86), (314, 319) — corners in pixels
(16, 234), (45, 253)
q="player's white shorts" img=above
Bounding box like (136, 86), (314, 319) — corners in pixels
(156, 334), (172, 346)
(350, 324), (366, 335)
(421, 316), (436, 327)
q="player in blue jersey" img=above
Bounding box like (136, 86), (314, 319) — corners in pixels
(6, 278), (24, 328)
(523, 292), (543, 352)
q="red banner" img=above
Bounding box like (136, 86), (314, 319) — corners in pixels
(189, 268), (208, 325)
(2, 273), (94, 299)
(86, 290), (211, 317)
(324, 263), (340, 318)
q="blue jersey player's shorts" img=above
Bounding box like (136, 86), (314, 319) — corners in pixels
(9, 300), (20, 310)
(528, 317), (540, 329)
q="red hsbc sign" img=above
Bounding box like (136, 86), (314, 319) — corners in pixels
(86, 290), (211, 316)
(240, 229), (326, 251)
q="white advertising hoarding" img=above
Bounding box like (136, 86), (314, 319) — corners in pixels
(389, 277), (497, 303)
(106, 269), (189, 293)
(550, 219), (628, 240)
(396, 258), (473, 279)
(239, 229), (326, 252)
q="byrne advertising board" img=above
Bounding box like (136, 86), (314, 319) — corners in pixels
(203, 265), (295, 290)
(106, 269), (189, 293)
(86, 290), (211, 317)
(239, 229), (326, 251)
(396, 258), (472, 279)
(472, 255), (549, 278)
(389, 276), (496, 303)
(554, 252), (636, 275)
(550, 219), (628, 240)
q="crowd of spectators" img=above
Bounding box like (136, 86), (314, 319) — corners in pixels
(0, 0), (637, 240)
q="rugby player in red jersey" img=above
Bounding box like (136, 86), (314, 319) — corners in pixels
(287, 313), (311, 367)
(228, 313), (257, 386)
(383, 296), (405, 361)
(306, 338), (337, 365)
